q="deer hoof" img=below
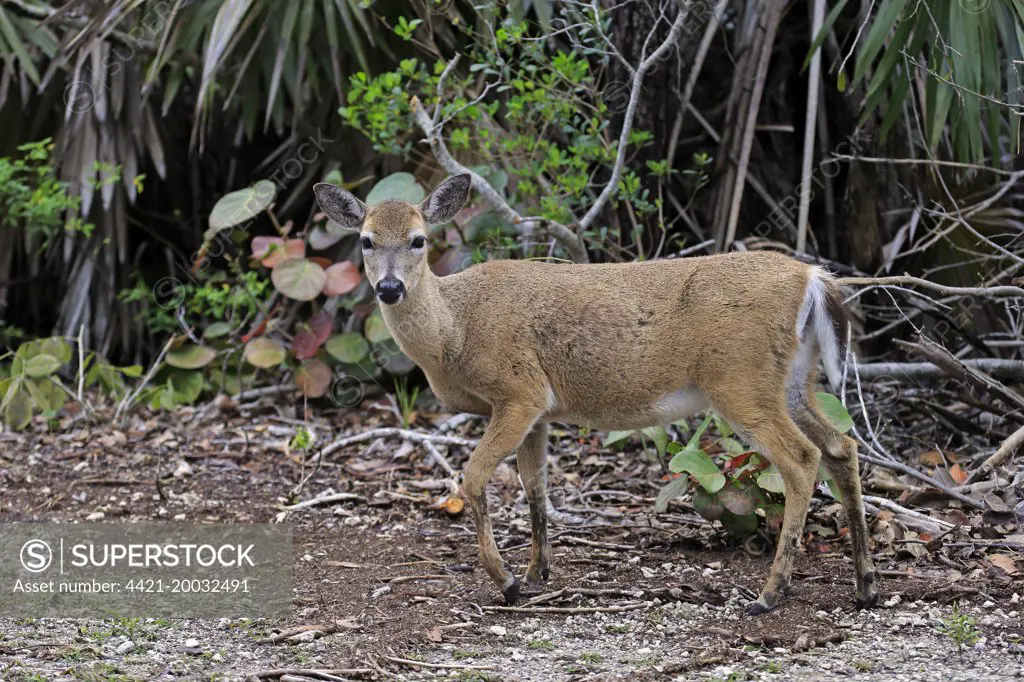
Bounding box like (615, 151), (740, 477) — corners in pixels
(502, 577), (521, 605)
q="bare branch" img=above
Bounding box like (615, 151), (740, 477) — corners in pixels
(837, 274), (1024, 298)
(578, 7), (688, 232)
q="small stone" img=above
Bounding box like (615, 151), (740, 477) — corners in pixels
(371, 585), (391, 599)
(489, 625), (507, 636)
(85, 511), (105, 521)
(116, 640), (134, 655)
(982, 600), (996, 609)
(173, 460), (193, 477)
(184, 638), (200, 648)
(883, 594), (901, 608)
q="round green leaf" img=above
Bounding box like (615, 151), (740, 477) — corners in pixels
(244, 337), (286, 368)
(325, 333), (370, 364)
(756, 465), (786, 494)
(166, 344), (217, 370)
(815, 392), (854, 433)
(668, 446), (726, 494)
(374, 340), (415, 375)
(364, 310), (392, 343)
(2, 383), (32, 430)
(720, 510), (759, 538)
(204, 322), (233, 340)
(692, 486), (725, 521)
(208, 180), (277, 233)
(654, 476), (690, 513)
(24, 353), (61, 378)
(365, 172), (425, 205)
(272, 258), (327, 301)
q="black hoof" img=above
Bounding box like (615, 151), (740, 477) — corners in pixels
(502, 578), (521, 605)
(746, 598), (775, 616)
(855, 591), (879, 610)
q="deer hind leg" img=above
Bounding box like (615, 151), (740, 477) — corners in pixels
(715, 394), (821, 615)
(516, 422), (551, 589)
(462, 403), (542, 605)
(791, 393), (878, 609)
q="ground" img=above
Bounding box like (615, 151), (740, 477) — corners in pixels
(0, 406), (1021, 681)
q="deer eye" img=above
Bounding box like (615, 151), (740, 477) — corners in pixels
(410, 235), (426, 249)
(360, 236), (373, 250)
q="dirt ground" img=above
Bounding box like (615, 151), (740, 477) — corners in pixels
(0, 409), (1022, 681)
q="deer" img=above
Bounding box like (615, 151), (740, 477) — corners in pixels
(313, 174), (878, 615)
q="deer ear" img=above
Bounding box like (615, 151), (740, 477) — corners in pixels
(314, 183), (367, 230)
(419, 174), (471, 226)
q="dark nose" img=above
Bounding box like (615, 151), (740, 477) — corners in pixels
(375, 278), (405, 305)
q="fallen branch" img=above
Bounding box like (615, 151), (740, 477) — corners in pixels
(853, 359), (1024, 381)
(321, 428), (478, 459)
(966, 422), (1024, 485)
(863, 495), (955, 532)
(246, 669), (372, 681)
(256, 623), (341, 645)
(381, 655), (495, 671)
(483, 602), (647, 614)
(858, 451), (984, 510)
(894, 336), (1024, 413)
(281, 492), (363, 511)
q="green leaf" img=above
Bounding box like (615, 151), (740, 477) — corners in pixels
(244, 338), (287, 368)
(171, 371), (204, 404)
(374, 340), (416, 375)
(819, 464), (843, 501)
(166, 345), (217, 370)
(272, 258), (327, 301)
(25, 378), (65, 412)
(757, 465), (786, 494)
(640, 425), (670, 455)
(654, 476), (690, 513)
(720, 510), (759, 538)
(2, 381), (32, 430)
(118, 365), (144, 378)
(205, 322), (234, 339)
(207, 180), (276, 235)
(365, 172), (425, 205)
(325, 333), (370, 363)
(803, 0), (849, 71)
(24, 353), (61, 378)
(815, 392), (853, 432)
(668, 446), (726, 493)
(364, 310), (392, 343)
(603, 430), (635, 447)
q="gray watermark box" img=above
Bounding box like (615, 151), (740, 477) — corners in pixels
(0, 523), (292, 618)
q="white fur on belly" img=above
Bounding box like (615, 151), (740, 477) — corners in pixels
(652, 386), (711, 422)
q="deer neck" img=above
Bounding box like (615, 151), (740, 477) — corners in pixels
(379, 269), (453, 371)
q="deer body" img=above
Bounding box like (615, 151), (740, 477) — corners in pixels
(314, 176), (878, 615)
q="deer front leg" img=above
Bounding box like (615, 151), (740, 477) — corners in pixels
(463, 404), (542, 605)
(516, 422), (550, 589)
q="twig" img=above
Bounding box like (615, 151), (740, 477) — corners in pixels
(257, 623), (341, 645)
(381, 655), (494, 671)
(322, 428), (478, 458)
(893, 336), (1024, 413)
(483, 602), (647, 614)
(115, 335), (175, 421)
(837, 275), (1024, 298)
(421, 439), (457, 477)
(578, 8), (688, 233)
(863, 495), (955, 531)
(246, 669), (372, 681)
(281, 492), (364, 511)
(409, 57), (587, 263)
(858, 452), (984, 510)
(966, 423), (1024, 485)
(852, 359), (1024, 381)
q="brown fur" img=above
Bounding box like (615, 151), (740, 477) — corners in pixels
(313, 177), (878, 614)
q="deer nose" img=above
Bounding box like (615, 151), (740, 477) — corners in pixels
(375, 278), (405, 305)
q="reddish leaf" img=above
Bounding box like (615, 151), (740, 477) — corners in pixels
(949, 463), (968, 485)
(253, 237), (304, 267)
(990, 554), (1020, 575)
(292, 311), (333, 360)
(322, 262), (362, 296)
(308, 256), (333, 269)
(295, 359), (332, 397)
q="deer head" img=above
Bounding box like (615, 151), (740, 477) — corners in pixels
(313, 174), (471, 304)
